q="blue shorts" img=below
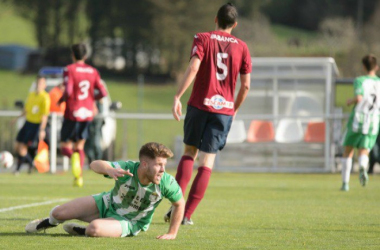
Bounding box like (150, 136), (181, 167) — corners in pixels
(183, 105), (233, 153)
(60, 119), (91, 142)
(16, 121), (40, 146)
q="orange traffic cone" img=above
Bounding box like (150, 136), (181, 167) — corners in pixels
(34, 141), (50, 173)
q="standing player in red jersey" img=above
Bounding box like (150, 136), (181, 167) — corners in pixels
(59, 43), (108, 187)
(164, 3), (251, 225)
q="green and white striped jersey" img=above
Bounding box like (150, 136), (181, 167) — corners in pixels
(104, 160), (182, 231)
(347, 75), (380, 135)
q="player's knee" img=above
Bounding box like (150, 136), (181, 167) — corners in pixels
(86, 221), (101, 237)
(184, 146), (198, 158)
(51, 206), (66, 221)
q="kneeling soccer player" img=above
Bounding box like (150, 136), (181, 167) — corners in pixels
(25, 142), (184, 239)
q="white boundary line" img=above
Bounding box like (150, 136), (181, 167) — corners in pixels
(0, 198), (69, 213)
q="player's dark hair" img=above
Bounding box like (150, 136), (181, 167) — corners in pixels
(217, 3), (238, 29)
(362, 54), (377, 72)
(36, 75), (45, 81)
(71, 43), (87, 60)
(139, 142), (173, 160)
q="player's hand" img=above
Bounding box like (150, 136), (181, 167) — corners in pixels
(106, 168), (133, 180)
(156, 233), (177, 240)
(172, 97), (182, 121)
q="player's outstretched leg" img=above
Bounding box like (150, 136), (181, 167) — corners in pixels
(182, 166), (212, 225)
(164, 153), (195, 223)
(63, 223), (86, 236)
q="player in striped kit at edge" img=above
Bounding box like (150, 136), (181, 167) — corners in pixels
(25, 142), (185, 239)
(341, 54), (380, 191)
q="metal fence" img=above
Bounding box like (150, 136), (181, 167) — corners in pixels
(0, 110), (348, 173)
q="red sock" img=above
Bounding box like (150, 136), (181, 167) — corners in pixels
(175, 156), (194, 195)
(184, 166), (212, 219)
(61, 147), (73, 158)
(76, 149), (85, 169)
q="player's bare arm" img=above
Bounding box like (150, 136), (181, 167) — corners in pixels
(39, 115), (48, 140)
(234, 73), (251, 116)
(90, 160), (133, 180)
(172, 56), (201, 121)
(156, 197), (185, 240)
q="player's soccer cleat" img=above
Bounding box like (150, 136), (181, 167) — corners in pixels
(71, 152), (81, 179)
(25, 218), (57, 233)
(340, 182), (349, 191)
(164, 206), (172, 223)
(359, 167), (369, 187)
(74, 177), (83, 187)
(63, 223), (86, 236)
(181, 217), (194, 225)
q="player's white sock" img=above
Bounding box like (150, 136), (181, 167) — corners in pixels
(341, 158), (352, 183)
(358, 155), (369, 170)
(49, 205), (64, 225)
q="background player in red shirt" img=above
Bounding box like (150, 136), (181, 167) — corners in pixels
(59, 43), (107, 187)
(165, 3), (252, 225)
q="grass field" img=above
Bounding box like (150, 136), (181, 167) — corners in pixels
(0, 171), (380, 249)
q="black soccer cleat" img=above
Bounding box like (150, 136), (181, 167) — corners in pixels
(63, 223), (86, 236)
(25, 218), (57, 233)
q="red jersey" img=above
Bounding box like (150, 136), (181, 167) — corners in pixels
(63, 62), (107, 122)
(188, 30), (251, 116)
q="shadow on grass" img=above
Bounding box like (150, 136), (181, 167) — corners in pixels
(0, 233), (71, 237)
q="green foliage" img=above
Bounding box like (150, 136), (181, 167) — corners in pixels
(271, 24), (317, 42)
(262, 0), (378, 30)
(4, 0), (88, 48)
(0, 1), (36, 46)
(1, 172), (380, 249)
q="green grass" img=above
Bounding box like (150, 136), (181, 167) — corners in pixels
(0, 2), (37, 47)
(0, 171), (380, 249)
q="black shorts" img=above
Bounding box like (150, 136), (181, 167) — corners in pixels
(16, 121), (40, 146)
(183, 105), (233, 153)
(60, 119), (91, 142)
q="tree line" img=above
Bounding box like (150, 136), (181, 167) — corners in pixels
(2, 0), (379, 78)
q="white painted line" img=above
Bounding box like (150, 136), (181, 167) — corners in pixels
(0, 198), (69, 213)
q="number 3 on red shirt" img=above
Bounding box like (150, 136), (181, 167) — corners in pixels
(216, 52), (228, 81)
(78, 80), (90, 100)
